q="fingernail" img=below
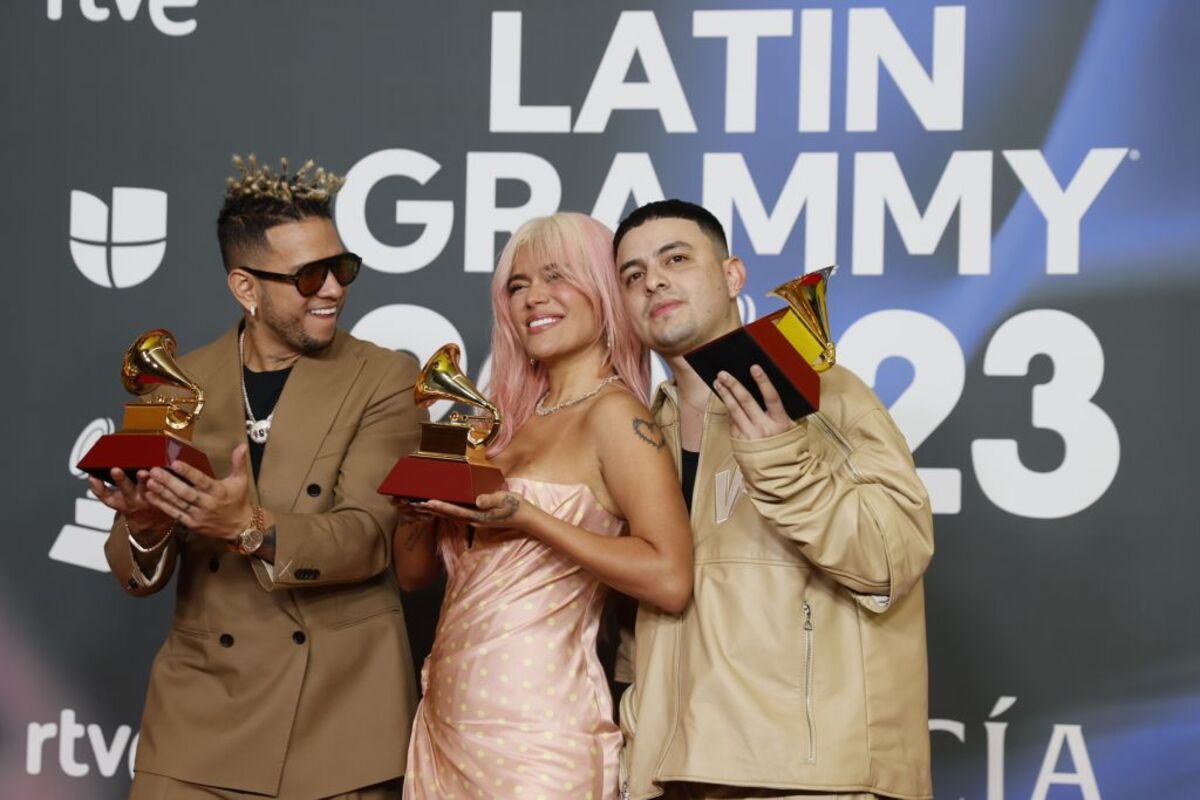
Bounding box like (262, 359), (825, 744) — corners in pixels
(751, 365), (762, 375)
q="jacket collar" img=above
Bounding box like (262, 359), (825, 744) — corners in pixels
(255, 328), (363, 512)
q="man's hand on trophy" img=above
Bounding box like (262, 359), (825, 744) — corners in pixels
(391, 498), (443, 543)
(143, 444), (254, 542)
(88, 469), (174, 541)
(712, 366), (796, 440)
(391, 497), (438, 522)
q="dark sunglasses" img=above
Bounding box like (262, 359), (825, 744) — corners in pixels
(240, 252), (362, 297)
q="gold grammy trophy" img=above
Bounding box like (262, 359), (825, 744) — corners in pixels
(683, 266), (837, 419)
(77, 329), (214, 481)
(377, 343), (505, 504)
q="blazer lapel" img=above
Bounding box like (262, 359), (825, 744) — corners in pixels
(194, 325), (260, 504)
(255, 330), (364, 513)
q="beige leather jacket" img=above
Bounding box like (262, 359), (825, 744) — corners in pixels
(620, 365), (934, 800)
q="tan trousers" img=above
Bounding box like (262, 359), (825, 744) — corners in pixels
(129, 772), (402, 800)
(661, 785), (876, 800)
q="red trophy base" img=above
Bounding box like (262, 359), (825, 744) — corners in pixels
(684, 308), (821, 419)
(77, 432), (214, 483)
(378, 455), (505, 505)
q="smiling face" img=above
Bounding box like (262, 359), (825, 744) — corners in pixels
(615, 217), (745, 356)
(505, 250), (601, 365)
(245, 217), (347, 357)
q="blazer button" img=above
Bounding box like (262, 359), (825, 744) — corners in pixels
(292, 631), (307, 645)
(306, 483), (321, 497)
(209, 557), (220, 572)
(219, 633), (234, 648)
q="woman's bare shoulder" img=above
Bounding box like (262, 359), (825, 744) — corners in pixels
(584, 384), (653, 424)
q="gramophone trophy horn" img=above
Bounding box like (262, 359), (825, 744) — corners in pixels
(682, 266), (838, 420)
(378, 343), (505, 504)
(769, 265), (837, 373)
(413, 343), (502, 450)
(77, 329), (214, 483)
(120, 329), (207, 434)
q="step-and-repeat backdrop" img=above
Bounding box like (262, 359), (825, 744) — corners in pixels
(4, 1), (1197, 797)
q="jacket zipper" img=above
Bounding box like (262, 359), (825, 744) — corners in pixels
(803, 599), (817, 763)
(620, 739), (630, 800)
(810, 412), (866, 484)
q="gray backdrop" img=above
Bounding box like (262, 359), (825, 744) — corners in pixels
(4, 1), (1198, 798)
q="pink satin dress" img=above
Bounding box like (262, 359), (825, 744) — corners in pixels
(404, 477), (624, 800)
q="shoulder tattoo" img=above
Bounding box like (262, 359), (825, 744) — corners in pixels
(632, 417), (666, 451)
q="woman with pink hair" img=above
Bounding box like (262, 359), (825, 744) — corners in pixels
(393, 212), (692, 799)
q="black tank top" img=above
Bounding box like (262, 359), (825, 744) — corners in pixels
(681, 448), (700, 513)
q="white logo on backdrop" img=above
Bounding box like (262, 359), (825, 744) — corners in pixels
(69, 187), (168, 289)
(46, 0), (200, 37)
(737, 294), (758, 323)
(26, 708), (138, 779)
(351, 305), (490, 422)
(49, 419), (116, 572)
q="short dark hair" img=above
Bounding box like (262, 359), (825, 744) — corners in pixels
(216, 155), (343, 271)
(613, 199), (729, 259)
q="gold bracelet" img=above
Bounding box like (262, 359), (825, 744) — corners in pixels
(228, 504), (267, 555)
(126, 519), (174, 554)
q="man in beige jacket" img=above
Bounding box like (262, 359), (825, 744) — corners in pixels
(89, 157), (425, 799)
(613, 200), (935, 800)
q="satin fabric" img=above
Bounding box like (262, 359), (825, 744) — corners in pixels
(404, 478), (624, 800)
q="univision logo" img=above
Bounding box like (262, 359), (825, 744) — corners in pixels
(49, 418), (116, 572)
(69, 187), (167, 289)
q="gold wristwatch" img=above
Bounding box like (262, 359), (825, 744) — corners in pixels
(231, 504), (266, 555)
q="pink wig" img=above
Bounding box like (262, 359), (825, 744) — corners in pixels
(485, 212), (649, 456)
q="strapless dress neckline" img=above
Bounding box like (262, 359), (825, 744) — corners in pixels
(503, 475), (622, 522)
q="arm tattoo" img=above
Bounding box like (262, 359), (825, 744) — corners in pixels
(473, 493), (520, 522)
(632, 417), (666, 451)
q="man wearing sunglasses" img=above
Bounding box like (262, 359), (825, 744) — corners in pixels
(91, 156), (425, 800)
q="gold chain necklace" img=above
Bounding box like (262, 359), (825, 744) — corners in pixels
(535, 375), (622, 416)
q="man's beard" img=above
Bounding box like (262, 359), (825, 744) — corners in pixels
(259, 294), (335, 355)
(647, 316), (701, 356)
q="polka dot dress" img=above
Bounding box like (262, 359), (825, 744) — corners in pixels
(404, 478), (624, 800)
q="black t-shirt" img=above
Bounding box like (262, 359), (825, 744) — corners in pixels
(243, 366), (292, 480)
(681, 448), (700, 513)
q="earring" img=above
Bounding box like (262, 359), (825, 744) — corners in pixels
(249, 303), (257, 318)
(606, 328), (614, 350)
(529, 357), (536, 367)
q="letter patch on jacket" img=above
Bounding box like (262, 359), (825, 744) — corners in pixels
(714, 468), (745, 524)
